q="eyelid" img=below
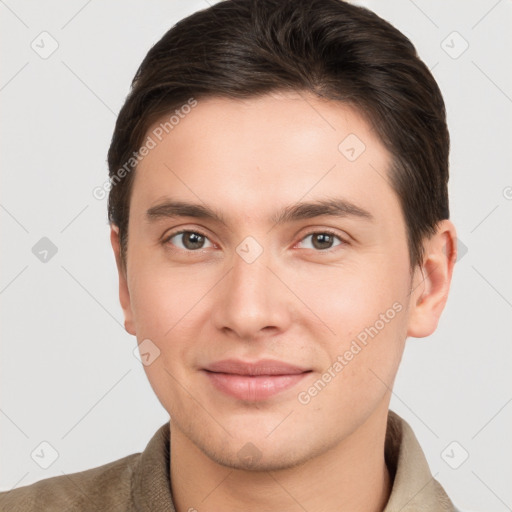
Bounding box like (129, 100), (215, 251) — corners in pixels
(163, 226), (349, 252)
(162, 228), (214, 247)
(295, 228), (348, 250)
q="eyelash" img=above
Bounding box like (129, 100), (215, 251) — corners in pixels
(162, 229), (347, 253)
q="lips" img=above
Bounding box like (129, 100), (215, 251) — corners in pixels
(203, 358), (311, 401)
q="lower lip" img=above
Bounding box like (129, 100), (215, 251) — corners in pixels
(203, 371), (309, 401)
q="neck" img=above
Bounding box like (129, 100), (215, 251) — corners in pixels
(169, 406), (392, 512)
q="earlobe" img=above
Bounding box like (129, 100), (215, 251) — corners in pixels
(406, 220), (457, 338)
(110, 225), (136, 336)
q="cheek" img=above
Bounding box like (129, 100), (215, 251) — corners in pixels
(127, 262), (211, 410)
(293, 254), (408, 334)
(127, 259), (219, 386)
(297, 294), (407, 423)
(294, 258), (409, 390)
(128, 256), (210, 337)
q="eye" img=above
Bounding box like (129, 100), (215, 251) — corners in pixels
(297, 230), (345, 251)
(164, 230), (214, 251)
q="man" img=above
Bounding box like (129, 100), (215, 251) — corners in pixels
(0, 0), (459, 510)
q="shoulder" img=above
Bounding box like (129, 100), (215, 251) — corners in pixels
(0, 452), (141, 512)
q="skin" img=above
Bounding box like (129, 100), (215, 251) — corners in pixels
(110, 91), (457, 512)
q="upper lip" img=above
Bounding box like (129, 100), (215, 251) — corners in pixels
(204, 359), (311, 376)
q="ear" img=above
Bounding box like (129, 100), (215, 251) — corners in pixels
(110, 224), (136, 336)
(406, 219), (457, 338)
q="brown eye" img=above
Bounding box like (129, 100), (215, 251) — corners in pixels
(165, 230), (213, 251)
(298, 231), (344, 251)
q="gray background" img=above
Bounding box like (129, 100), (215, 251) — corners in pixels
(1, 1), (511, 511)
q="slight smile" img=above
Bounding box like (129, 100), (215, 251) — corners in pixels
(202, 359), (312, 401)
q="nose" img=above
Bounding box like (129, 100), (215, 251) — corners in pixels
(210, 244), (294, 341)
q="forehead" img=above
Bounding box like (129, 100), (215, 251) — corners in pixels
(130, 92), (399, 227)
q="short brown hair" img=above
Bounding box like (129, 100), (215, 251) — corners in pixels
(107, 0), (450, 272)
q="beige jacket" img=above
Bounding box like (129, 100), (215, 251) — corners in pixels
(0, 410), (455, 511)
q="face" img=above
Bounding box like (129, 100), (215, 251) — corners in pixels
(111, 91), (443, 471)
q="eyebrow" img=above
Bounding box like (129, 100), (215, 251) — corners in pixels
(145, 197), (374, 226)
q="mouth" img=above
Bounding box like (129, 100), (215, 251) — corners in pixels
(202, 359), (312, 401)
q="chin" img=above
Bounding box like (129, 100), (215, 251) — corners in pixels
(205, 443), (312, 472)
